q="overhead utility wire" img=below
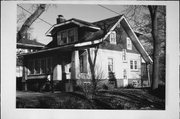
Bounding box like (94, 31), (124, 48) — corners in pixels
(17, 5), (53, 26)
(98, 4), (120, 15)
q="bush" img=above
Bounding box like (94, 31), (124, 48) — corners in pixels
(74, 85), (84, 92)
(125, 84), (134, 89)
(102, 84), (108, 90)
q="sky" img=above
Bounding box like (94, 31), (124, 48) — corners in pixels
(17, 4), (128, 45)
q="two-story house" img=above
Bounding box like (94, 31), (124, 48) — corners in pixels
(19, 15), (152, 91)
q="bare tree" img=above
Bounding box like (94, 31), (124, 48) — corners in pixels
(17, 4), (46, 41)
(87, 46), (99, 96)
(124, 5), (166, 90)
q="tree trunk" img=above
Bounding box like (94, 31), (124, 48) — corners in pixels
(87, 48), (98, 96)
(17, 4), (46, 41)
(148, 6), (160, 90)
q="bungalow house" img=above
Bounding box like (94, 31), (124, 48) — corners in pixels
(19, 15), (152, 91)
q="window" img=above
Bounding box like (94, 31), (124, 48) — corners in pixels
(127, 37), (132, 50)
(46, 57), (52, 74)
(27, 57), (52, 75)
(79, 51), (87, 73)
(134, 61), (137, 69)
(28, 60), (34, 74)
(122, 49), (127, 61)
(68, 29), (75, 43)
(130, 60), (138, 70)
(35, 59), (40, 74)
(57, 28), (77, 45)
(130, 60), (133, 69)
(61, 31), (68, 44)
(110, 31), (116, 44)
(123, 69), (127, 79)
(108, 58), (113, 72)
(40, 59), (46, 74)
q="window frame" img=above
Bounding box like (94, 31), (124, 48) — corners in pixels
(126, 37), (132, 50)
(108, 58), (114, 73)
(110, 31), (116, 44)
(130, 60), (138, 71)
(57, 28), (77, 45)
(79, 51), (87, 73)
(27, 57), (53, 75)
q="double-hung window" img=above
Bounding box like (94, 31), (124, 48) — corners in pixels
(108, 58), (113, 73)
(61, 31), (68, 44)
(57, 28), (77, 45)
(126, 37), (132, 50)
(130, 60), (138, 70)
(110, 31), (116, 44)
(79, 51), (87, 73)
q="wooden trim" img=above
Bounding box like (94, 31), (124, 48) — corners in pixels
(27, 74), (47, 79)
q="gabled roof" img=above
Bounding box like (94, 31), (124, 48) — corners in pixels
(17, 39), (45, 49)
(81, 15), (152, 64)
(79, 15), (123, 42)
(25, 15), (152, 64)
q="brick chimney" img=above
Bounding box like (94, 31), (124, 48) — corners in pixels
(56, 15), (66, 24)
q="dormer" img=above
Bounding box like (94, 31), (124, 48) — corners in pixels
(46, 15), (100, 46)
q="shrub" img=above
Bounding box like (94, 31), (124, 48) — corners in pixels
(125, 84), (134, 89)
(102, 84), (108, 90)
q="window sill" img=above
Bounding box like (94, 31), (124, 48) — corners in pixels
(122, 61), (128, 63)
(130, 70), (139, 72)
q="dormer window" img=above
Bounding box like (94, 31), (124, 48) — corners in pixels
(62, 31), (68, 44)
(110, 31), (116, 44)
(57, 28), (77, 45)
(68, 29), (75, 43)
(126, 37), (132, 50)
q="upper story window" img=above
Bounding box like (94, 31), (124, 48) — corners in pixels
(126, 37), (132, 50)
(61, 31), (68, 44)
(57, 28), (77, 45)
(110, 31), (116, 44)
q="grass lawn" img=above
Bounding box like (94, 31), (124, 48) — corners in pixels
(16, 88), (165, 110)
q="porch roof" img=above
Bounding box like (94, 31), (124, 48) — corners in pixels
(18, 39), (102, 57)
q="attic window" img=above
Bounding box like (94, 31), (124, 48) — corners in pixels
(127, 37), (132, 50)
(110, 31), (116, 44)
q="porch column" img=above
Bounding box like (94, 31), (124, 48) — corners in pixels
(71, 50), (80, 80)
(53, 64), (62, 81)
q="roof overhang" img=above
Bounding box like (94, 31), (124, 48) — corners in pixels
(120, 16), (153, 64)
(18, 39), (102, 57)
(17, 43), (44, 49)
(99, 15), (152, 64)
(45, 19), (101, 36)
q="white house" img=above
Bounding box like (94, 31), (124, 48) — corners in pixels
(19, 15), (152, 91)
